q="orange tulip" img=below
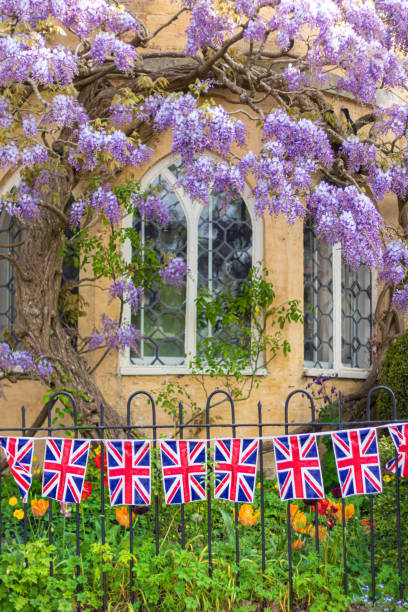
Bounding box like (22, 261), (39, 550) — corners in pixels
(308, 525), (326, 541)
(31, 499), (49, 517)
(361, 518), (376, 532)
(237, 504), (260, 526)
(291, 508), (307, 532)
(292, 538), (303, 549)
(115, 506), (135, 527)
(289, 503), (299, 516)
(334, 503), (355, 523)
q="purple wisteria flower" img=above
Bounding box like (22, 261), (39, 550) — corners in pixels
(307, 183), (384, 269)
(89, 315), (140, 351)
(43, 95), (88, 129)
(131, 193), (169, 226)
(22, 114), (37, 139)
(68, 126), (151, 173)
(0, 343), (53, 380)
(89, 33), (138, 72)
(109, 279), (145, 312)
(159, 257), (189, 288)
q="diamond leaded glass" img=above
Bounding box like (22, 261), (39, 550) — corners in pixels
(131, 174), (187, 365)
(303, 221), (333, 368)
(197, 193), (252, 347)
(342, 263), (372, 369)
(303, 220), (372, 370)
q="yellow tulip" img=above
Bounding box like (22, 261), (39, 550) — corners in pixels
(13, 509), (24, 520)
(8, 496), (18, 507)
(383, 475), (392, 482)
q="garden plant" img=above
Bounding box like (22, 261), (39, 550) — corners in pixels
(0, 0), (408, 432)
(0, 439), (407, 612)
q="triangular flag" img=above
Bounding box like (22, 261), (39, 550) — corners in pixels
(42, 438), (90, 503)
(386, 424), (408, 477)
(273, 434), (324, 501)
(331, 428), (382, 496)
(0, 437), (34, 502)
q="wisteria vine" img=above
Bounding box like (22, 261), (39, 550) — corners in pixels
(0, 0), (407, 388)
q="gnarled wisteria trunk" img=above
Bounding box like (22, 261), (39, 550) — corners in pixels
(13, 193), (129, 437)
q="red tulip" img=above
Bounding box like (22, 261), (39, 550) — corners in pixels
(104, 475), (109, 489)
(316, 499), (330, 516)
(81, 481), (92, 501)
(94, 453), (107, 471)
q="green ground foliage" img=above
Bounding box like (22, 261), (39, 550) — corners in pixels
(0, 442), (407, 612)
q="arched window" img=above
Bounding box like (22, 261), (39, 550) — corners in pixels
(303, 221), (372, 378)
(120, 159), (262, 374)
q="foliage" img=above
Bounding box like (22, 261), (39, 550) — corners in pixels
(373, 436), (408, 569)
(0, 540), (76, 612)
(378, 333), (408, 420)
(1, 0), (408, 400)
(157, 267), (302, 422)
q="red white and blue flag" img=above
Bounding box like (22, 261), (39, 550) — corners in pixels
(331, 428), (382, 496)
(42, 438), (90, 503)
(214, 438), (259, 503)
(273, 434), (324, 501)
(0, 437), (33, 502)
(105, 440), (151, 506)
(386, 424), (408, 478)
(160, 440), (206, 504)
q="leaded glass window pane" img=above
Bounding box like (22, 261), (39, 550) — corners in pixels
(303, 221), (333, 368)
(342, 263), (372, 369)
(0, 211), (24, 343)
(197, 193), (252, 347)
(131, 175), (187, 365)
(303, 221), (372, 370)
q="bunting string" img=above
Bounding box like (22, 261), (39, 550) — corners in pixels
(8, 419), (408, 443)
(0, 420), (407, 506)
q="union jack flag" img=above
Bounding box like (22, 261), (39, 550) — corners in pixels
(160, 440), (206, 504)
(104, 440), (151, 506)
(273, 434), (324, 501)
(0, 437), (33, 502)
(214, 438), (259, 503)
(386, 424), (408, 478)
(42, 438), (90, 503)
(331, 428), (382, 496)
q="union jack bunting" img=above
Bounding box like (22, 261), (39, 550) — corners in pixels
(214, 438), (259, 503)
(160, 440), (206, 504)
(104, 440), (151, 506)
(273, 434), (324, 501)
(42, 438), (90, 503)
(386, 424), (408, 478)
(331, 428), (382, 496)
(0, 437), (33, 502)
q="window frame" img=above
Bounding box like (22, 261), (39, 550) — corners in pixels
(119, 155), (263, 376)
(303, 241), (377, 381)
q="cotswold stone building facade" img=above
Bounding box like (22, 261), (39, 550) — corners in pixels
(0, 0), (398, 434)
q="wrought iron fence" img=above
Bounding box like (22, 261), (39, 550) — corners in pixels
(0, 385), (405, 611)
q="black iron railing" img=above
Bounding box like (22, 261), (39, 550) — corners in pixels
(0, 385), (405, 611)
